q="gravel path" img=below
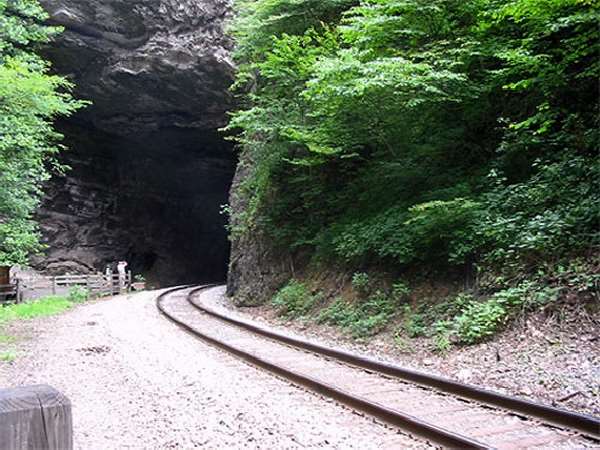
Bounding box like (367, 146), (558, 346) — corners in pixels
(0, 290), (425, 449)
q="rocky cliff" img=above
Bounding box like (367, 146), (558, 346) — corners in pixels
(226, 151), (292, 305)
(36, 0), (236, 284)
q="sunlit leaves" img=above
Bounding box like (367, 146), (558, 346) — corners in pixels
(226, 0), (599, 273)
(0, 0), (87, 265)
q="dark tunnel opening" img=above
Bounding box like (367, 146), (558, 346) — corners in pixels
(33, 0), (238, 287)
(35, 119), (237, 286)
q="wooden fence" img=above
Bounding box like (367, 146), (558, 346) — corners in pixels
(0, 284), (16, 298)
(7, 272), (132, 303)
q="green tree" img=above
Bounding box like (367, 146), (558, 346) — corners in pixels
(227, 0), (599, 277)
(0, 0), (87, 265)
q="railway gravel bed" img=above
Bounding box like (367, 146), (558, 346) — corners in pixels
(0, 290), (426, 449)
(182, 286), (599, 448)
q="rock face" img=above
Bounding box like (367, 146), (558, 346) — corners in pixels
(35, 0), (236, 285)
(226, 151), (291, 305)
(42, 0), (234, 134)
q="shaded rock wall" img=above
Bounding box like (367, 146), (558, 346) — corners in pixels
(42, 0), (233, 134)
(35, 0), (236, 285)
(226, 150), (292, 305)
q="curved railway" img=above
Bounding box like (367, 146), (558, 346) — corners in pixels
(157, 285), (600, 449)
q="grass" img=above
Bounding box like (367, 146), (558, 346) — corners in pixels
(0, 291), (91, 364)
(0, 351), (16, 363)
(0, 296), (73, 323)
(0, 295), (77, 364)
(0, 333), (15, 343)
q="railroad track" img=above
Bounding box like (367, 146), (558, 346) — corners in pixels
(157, 285), (600, 449)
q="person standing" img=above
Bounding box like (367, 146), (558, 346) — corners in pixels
(117, 261), (128, 294)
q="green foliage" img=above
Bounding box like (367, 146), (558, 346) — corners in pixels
(452, 296), (509, 344)
(228, 0), (598, 283)
(272, 279), (319, 317)
(0, 334), (14, 343)
(453, 283), (562, 343)
(319, 290), (397, 337)
(351, 272), (370, 296)
(68, 286), (89, 303)
(391, 281), (411, 301)
(433, 320), (452, 352)
(134, 274), (146, 283)
(0, 295), (73, 323)
(479, 157), (600, 272)
(0, 0), (87, 265)
(398, 282), (562, 345)
(0, 351), (15, 362)
(402, 305), (426, 338)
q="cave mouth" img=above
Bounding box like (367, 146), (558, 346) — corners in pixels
(33, 0), (237, 286)
(36, 118), (237, 286)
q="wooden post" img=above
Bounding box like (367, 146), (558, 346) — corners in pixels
(105, 269), (112, 297)
(52, 277), (57, 296)
(15, 279), (22, 304)
(0, 385), (72, 450)
(127, 270), (132, 292)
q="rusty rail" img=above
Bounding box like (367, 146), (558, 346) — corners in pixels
(157, 286), (489, 449)
(186, 286), (600, 440)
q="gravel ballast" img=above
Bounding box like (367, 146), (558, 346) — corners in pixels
(0, 290), (426, 449)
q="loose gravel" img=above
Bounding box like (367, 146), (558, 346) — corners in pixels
(0, 290), (427, 449)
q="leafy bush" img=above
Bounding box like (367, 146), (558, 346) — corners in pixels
(479, 157), (600, 271)
(402, 306), (426, 338)
(450, 283), (561, 344)
(318, 290), (397, 338)
(0, 1), (87, 265)
(351, 272), (370, 297)
(68, 286), (89, 303)
(391, 281), (411, 302)
(272, 280), (319, 318)
(433, 320), (452, 353)
(452, 299), (509, 344)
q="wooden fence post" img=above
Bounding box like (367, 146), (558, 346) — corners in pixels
(15, 279), (22, 304)
(0, 385), (72, 450)
(52, 277), (57, 296)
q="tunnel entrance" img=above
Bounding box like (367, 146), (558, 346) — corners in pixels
(35, 120), (236, 285)
(34, 0), (237, 286)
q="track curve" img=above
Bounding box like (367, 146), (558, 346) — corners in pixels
(157, 285), (600, 449)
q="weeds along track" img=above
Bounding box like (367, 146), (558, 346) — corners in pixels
(157, 286), (600, 449)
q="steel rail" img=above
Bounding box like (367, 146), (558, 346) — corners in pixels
(187, 286), (600, 439)
(157, 286), (489, 449)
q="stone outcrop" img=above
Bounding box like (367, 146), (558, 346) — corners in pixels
(35, 0), (236, 285)
(42, 0), (234, 134)
(225, 150), (292, 305)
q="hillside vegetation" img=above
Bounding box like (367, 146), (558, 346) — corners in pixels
(226, 0), (599, 343)
(0, 0), (86, 265)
